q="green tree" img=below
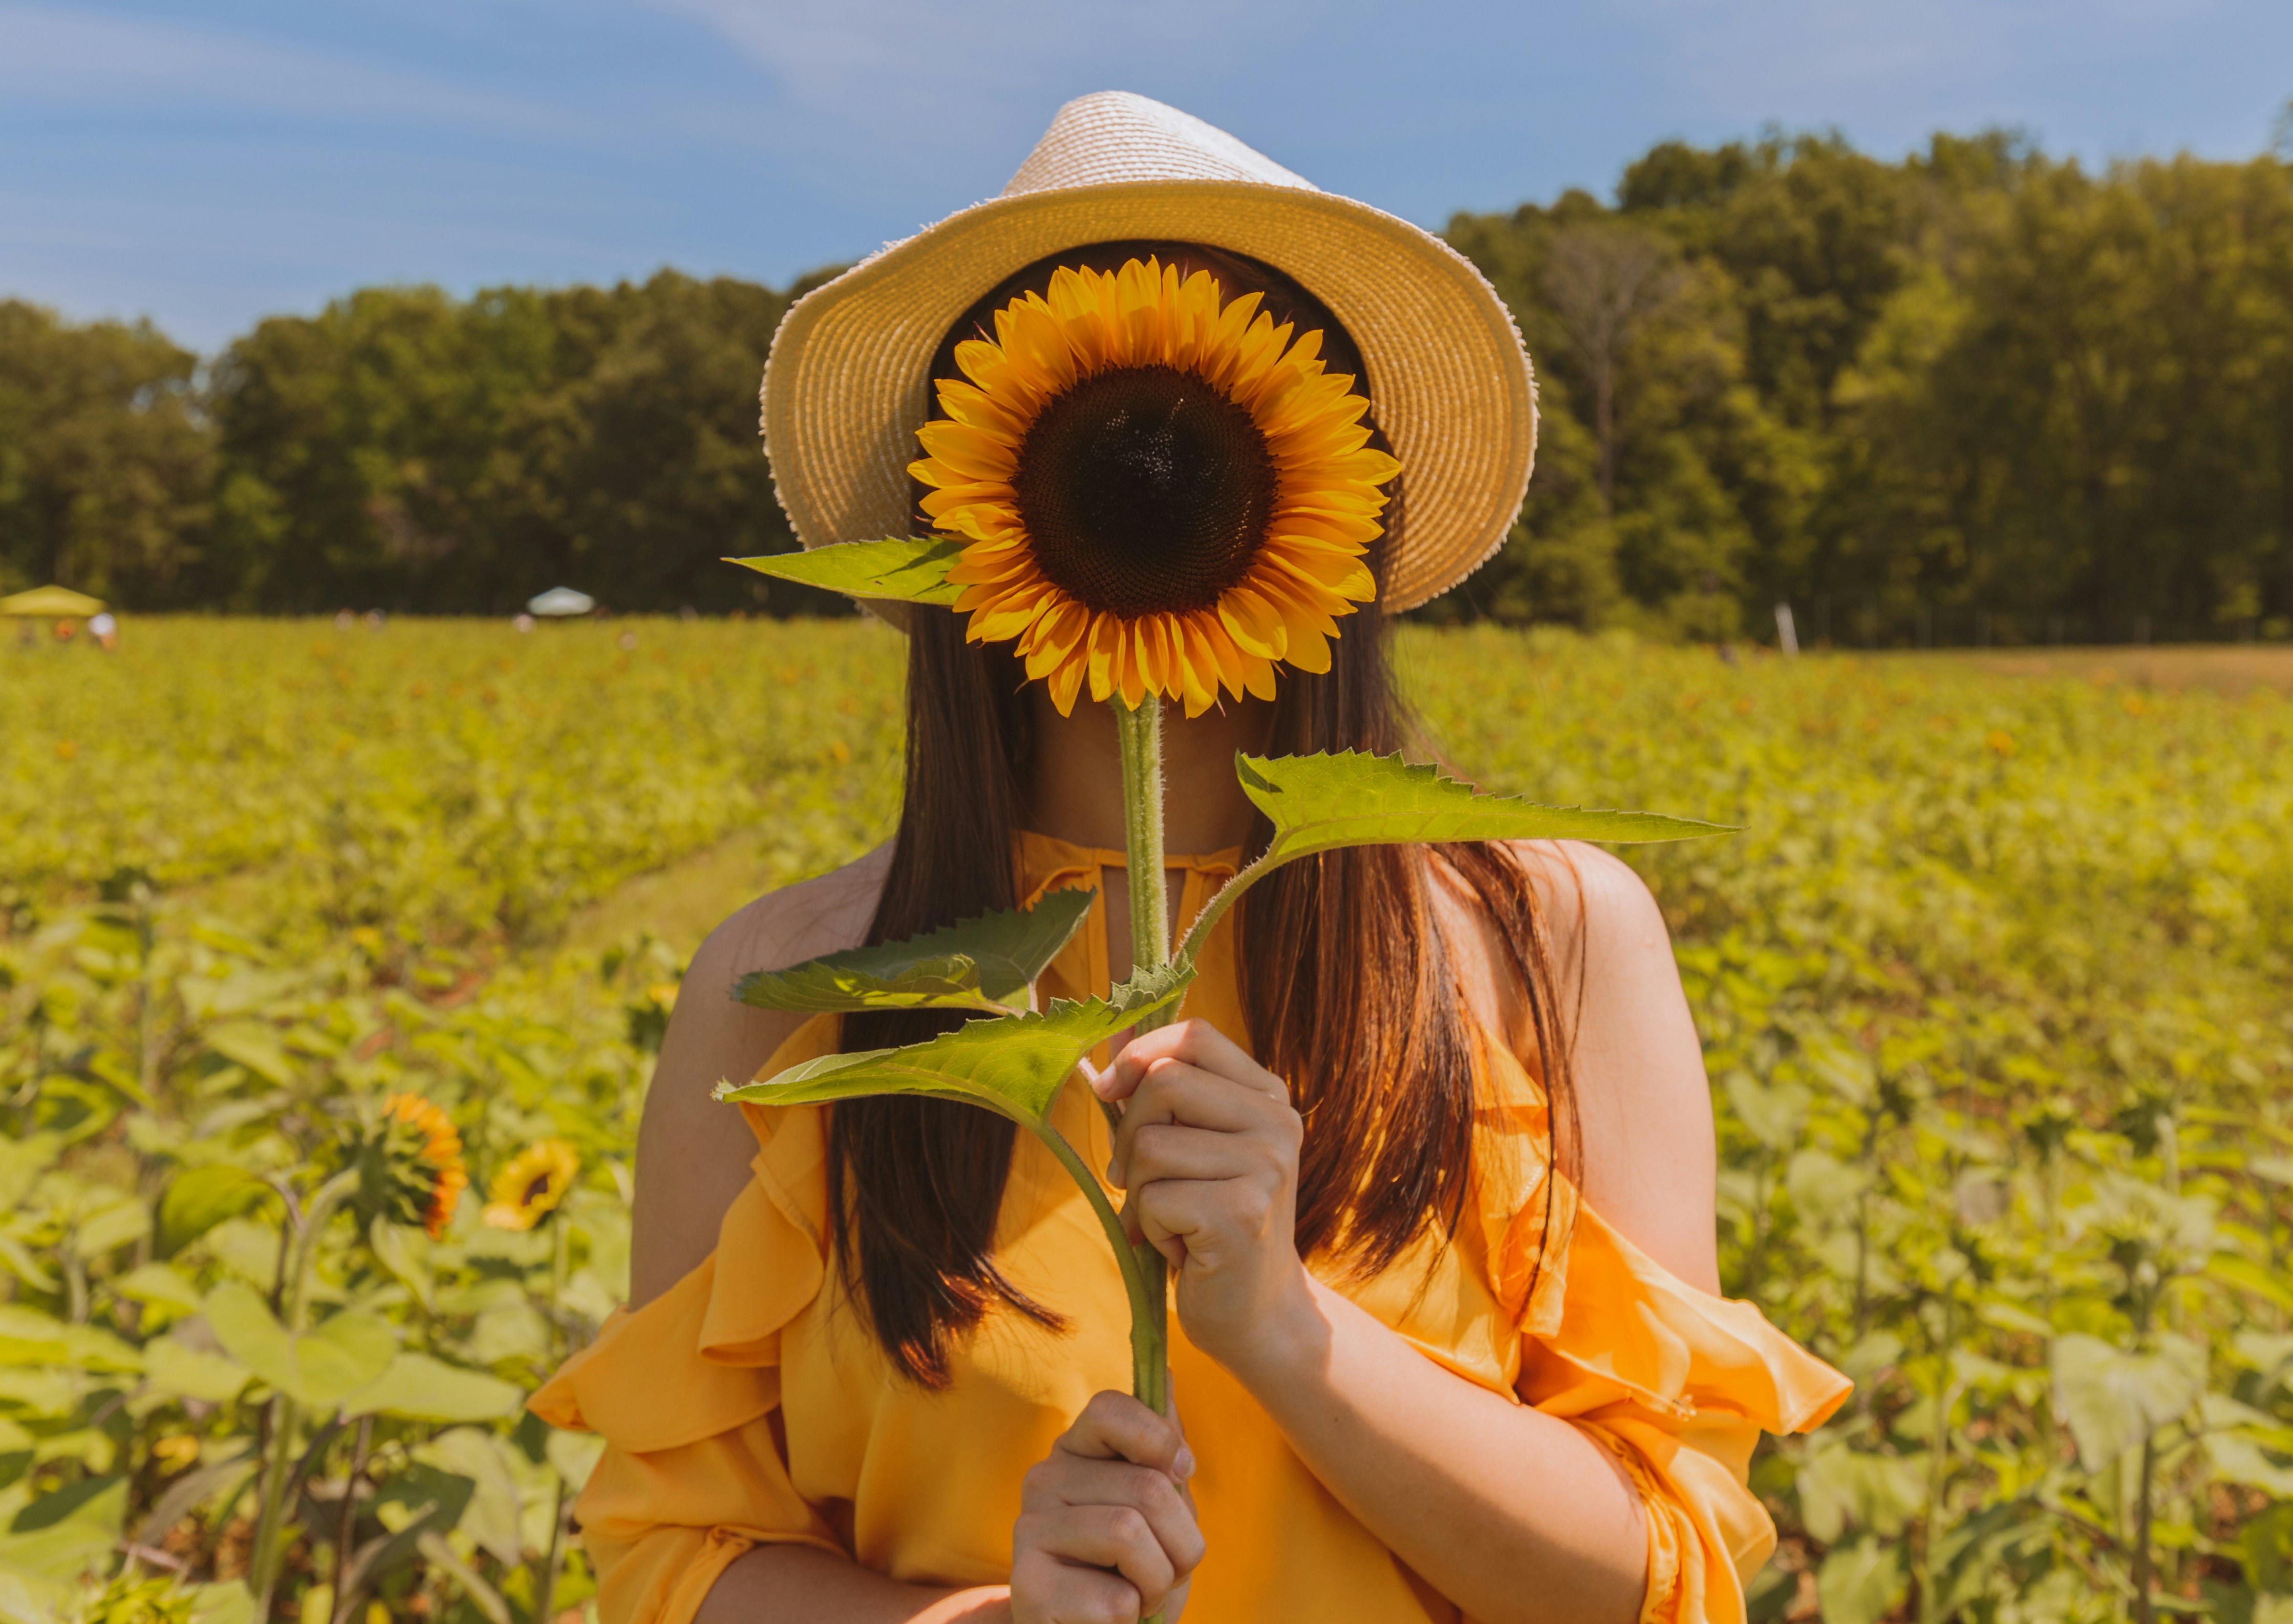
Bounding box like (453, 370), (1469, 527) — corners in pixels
(204, 271), (830, 614)
(0, 301), (212, 602)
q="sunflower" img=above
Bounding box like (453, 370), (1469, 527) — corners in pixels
(909, 257), (1400, 717)
(483, 1139), (580, 1232)
(378, 1092), (467, 1239)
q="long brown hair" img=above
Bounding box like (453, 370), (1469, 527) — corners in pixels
(829, 243), (1578, 1384)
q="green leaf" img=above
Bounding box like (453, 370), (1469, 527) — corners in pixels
(0, 1307), (141, 1374)
(2207, 1429), (2293, 1497)
(0, 1475), (126, 1583)
(734, 888), (1094, 1016)
(1237, 750), (1733, 861)
(1181, 751), (1733, 962)
(202, 1283), (396, 1409)
(188, 1585), (255, 1624)
(367, 1217), (432, 1312)
(110, 1263), (205, 1317)
(546, 1430), (606, 1493)
(135, 1454), (256, 1556)
(142, 1338), (251, 1404)
(720, 964), (1190, 1126)
(0, 1135), (60, 1212)
(201, 1021), (296, 1085)
(726, 537), (964, 607)
(73, 1198), (151, 1259)
(156, 1166), (276, 1258)
(1815, 1536), (1908, 1624)
(342, 1354), (523, 1423)
(0, 1561), (66, 1623)
(2208, 1253), (2293, 1315)
(1795, 1436), (1924, 1543)
(2050, 1332), (2206, 1471)
(414, 1429), (525, 1566)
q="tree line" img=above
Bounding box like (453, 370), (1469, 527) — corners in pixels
(4, 123), (2290, 639)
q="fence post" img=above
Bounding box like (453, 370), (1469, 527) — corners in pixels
(1773, 603), (1799, 657)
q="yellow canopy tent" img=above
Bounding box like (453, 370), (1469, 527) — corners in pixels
(1, 585), (106, 617)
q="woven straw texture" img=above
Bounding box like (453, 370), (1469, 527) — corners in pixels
(760, 91), (1536, 614)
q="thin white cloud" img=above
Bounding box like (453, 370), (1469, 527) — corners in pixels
(0, 3), (562, 134)
(1614, 0), (2232, 125)
(640, 0), (1334, 160)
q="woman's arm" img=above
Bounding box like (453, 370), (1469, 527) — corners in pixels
(1097, 1021), (1647, 1624)
(630, 851), (887, 1306)
(695, 1549), (1003, 1624)
(1094, 848), (1719, 1624)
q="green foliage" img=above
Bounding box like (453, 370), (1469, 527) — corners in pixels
(1234, 749), (1728, 854)
(734, 887), (1094, 1016)
(4, 618), (2291, 1622)
(0, 617), (897, 1619)
(728, 537), (966, 607)
(722, 964), (1188, 1126)
(1441, 132), (2293, 642)
(0, 303), (212, 605)
(1172, 749), (1730, 961)
(196, 273), (830, 614)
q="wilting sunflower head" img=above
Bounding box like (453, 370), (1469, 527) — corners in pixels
(909, 257), (1400, 717)
(346, 1093), (468, 1240)
(483, 1139), (580, 1232)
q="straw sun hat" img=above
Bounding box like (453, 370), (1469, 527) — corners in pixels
(760, 90), (1536, 616)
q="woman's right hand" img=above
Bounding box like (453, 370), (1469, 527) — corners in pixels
(1010, 1391), (1203, 1623)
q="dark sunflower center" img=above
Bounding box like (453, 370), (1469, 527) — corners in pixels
(523, 1174), (554, 1205)
(1012, 365), (1276, 617)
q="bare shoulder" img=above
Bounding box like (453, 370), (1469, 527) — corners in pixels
(684, 842), (894, 1002)
(1505, 839), (1666, 981)
(628, 844), (892, 1306)
(1441, 840), (1721, 1293)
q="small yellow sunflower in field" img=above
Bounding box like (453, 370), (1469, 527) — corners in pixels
(380, 1092), (467, 1238)
(909, 257), (1399, 716)
(483, 1139), (580, 1231)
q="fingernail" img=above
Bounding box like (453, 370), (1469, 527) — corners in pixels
(1174, 1443), (1196, 1481)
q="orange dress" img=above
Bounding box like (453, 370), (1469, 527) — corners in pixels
(531, 834), (1849, 1624)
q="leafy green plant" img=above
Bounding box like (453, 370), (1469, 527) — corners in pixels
(4, 618), (2290, 1622)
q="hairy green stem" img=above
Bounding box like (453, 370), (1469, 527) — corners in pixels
(1113, 698), (1170, 981)
(1111, 696), (1174, 1624)
(249, 1168), (362, 1615)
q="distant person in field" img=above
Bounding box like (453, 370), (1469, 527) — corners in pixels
(89, 611), (118, 651)
(534, 93), (1846, 1624)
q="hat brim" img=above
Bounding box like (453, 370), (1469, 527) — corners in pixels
(760, 178), (1536, 616)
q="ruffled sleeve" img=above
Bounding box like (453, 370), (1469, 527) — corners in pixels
(529, 1019), (843, 1624)
(1474, 1044), (1851, 1624)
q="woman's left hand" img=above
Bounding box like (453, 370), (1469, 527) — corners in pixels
(1087, 1019), (1313, 1372)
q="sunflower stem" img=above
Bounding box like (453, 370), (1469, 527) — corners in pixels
(249, 1167), (361, 1616)
(1110, 693), (1174, 1624)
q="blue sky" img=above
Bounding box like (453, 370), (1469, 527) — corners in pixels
(6, 0), (2289, 351)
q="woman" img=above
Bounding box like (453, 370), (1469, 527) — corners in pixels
(533, 93), (1847, 1624)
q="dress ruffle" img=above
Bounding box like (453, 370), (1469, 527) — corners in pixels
(534, 836), (1850, 1624)
(1468, 1042), (1849, 1622)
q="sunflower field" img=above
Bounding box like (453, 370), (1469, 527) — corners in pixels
(3, 618), (2290, 1624)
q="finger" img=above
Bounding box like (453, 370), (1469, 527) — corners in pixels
(1109, 1063), (1297, 1189)
(1056, 1391), (1187, 1477)
(1021, 1458), (1204, 1576)
(1102, 1019), (1283, 1102)
(1136, 1176), (1281, 1258)
(1014, 1505), (1175, 1611)
(1009, 1545), (1145, 1624)
(1124, 1121), (1267, 1190)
